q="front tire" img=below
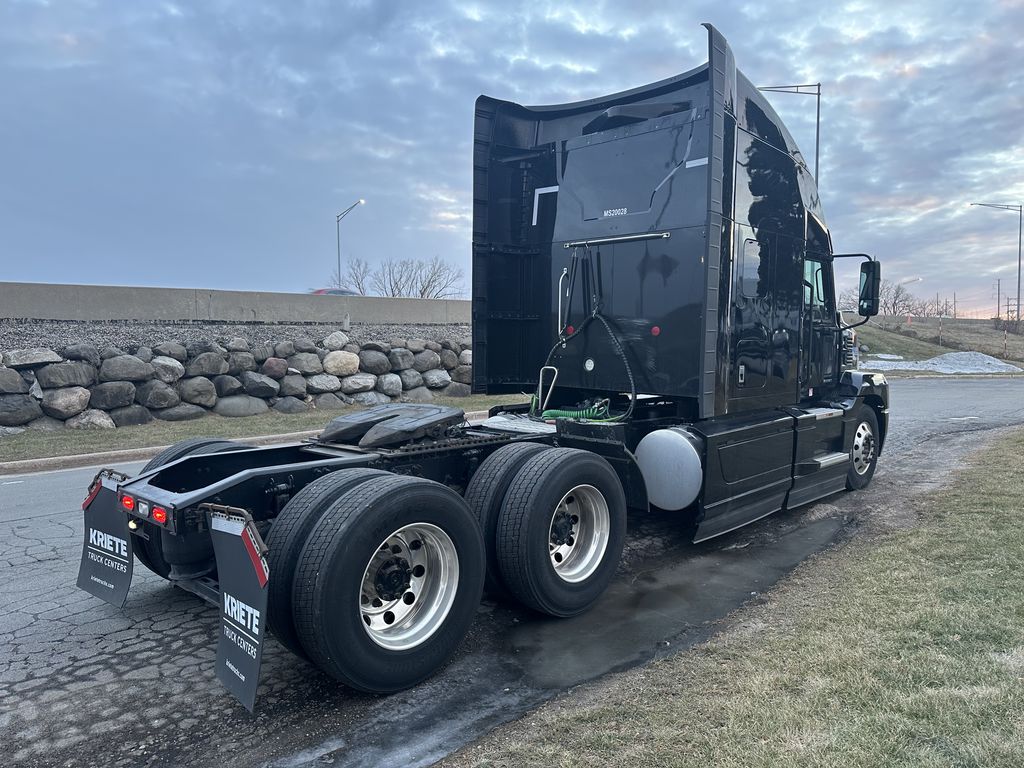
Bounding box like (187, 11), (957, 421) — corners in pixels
(496, 448), (626, 617)
(291, 475), (485, 692)
(846, 404), (879, 490)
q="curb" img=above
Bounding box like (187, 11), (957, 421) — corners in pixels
(0, 410), (491, 477)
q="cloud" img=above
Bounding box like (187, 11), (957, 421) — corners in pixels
(0, 0), (1021, 313)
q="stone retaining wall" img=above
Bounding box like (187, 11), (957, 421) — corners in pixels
(0, 330), (472, 434)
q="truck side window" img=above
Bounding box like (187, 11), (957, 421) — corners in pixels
(739, 239), (764, 299)
(804, 258), (824, 309)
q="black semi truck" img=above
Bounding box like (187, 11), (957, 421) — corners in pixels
(77, 24), (888, 710)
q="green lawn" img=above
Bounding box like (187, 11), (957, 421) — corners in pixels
(855, 321), (951, 360)
(0, 394), (527, 463)
(444, 429), (1024, 767)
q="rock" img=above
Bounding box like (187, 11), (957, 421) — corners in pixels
(89, 381), (136, 410)
(306, 374), (342, 394)
(274, 341), (296, 358)
(134, 346), (153, 363)
(323, 350), (360, 377)
(279, 374), (307, 397)
(361, 341), (391, 354)
(0, 425), (25, 437)
(63, 343), (101, 367)
(4, 348), (62, 368)
(389, 338), (408, 349)
(214, 395), (268, 417)
(251, 344), (275, 363)
(459, 337), (472, 350)
(439, 349), (459, 370)
(288, 353), (323, 375)
(459, 349), (472, 365)
(406, 338), (427, 353)
(238, 371), (279, 398)
(177, 376), (218, 407)
(402, 386), (433, 403)
(101, 346), (126, 360)
(25, 415), (64, 431)
(260, 357), (289, 379)
(439, 382), (472, 398)
(29, 379), (43, 400)
(375, 373), (403, 398)
(64, 411), (114, 430)
(100, 355), (154, 382)
(152, 403), (207, 422)
(227, 351), (257, 376)
(422, 369), (452, 389)
(41, 386), (92, 419)
(293, 338), (317, 353)
(0, 394), (43, 426)
(441, 339), (460, 352)
(109, 404), (154, 427)
(135, 380), (181, 409)
(342, 343), (361, 354)
(352, 391), (392, 406)
(66, 409), (116, 430)
(186, 339), (227, 358)
(860, 344), (871, 353)
(225, 337), (250, 352)
(388, 348), (415, 372)
(313, 392), (349, 410)
(340, 372), (377, 394)
(322, 331), (350, 351)
(273, 396), (309, 414)
(0, 367), (30, 394)
(213, 375), (243, 397)
(452, 365), (473, 385)
(151, 355), (186, 384)
(152, 342), (187, 362)
(412, 350), (442, 373)
(186, 352), (228, 377)
(316, 348), (328, 361)
(399, 369), (423, 390)
(35, 361), (96, 389)
(425, 341), (442, 353)
(358, 350), (391, 375)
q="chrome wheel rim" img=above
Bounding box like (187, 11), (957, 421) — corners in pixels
(359, 522), (459, 651)
(852, 420), (876, 475)
(547, 484), (610, 583)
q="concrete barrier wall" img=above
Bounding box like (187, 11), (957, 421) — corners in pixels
(0, 282), (471, 325)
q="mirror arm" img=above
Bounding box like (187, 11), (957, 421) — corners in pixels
(839, 315), (871, 332)
(832, 252), (874, 262)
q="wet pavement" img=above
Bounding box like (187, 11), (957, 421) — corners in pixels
(3, 377), (1024, 768)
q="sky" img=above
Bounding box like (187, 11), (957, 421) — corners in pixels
(1, 0), (1022, 314)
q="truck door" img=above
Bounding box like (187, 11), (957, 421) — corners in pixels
(730, 236), (773, 395)
(800, 255), (839, 396)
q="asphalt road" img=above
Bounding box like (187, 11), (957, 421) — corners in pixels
(3, 377), (1024, 768)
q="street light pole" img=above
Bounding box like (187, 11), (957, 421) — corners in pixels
(970, 202), (1023, 323)
(335, 199), (366, 288)
(758, 82), (822, 184)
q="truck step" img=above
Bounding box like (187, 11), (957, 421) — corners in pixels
(797, 451), (849, 473)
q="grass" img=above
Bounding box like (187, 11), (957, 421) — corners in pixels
(854, 322), (951, 361)
(0, 394), (527, 463)
(444, 429), (1024, 768)
(869, 316), (1024, 363)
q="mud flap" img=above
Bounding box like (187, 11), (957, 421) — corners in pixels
(207, 505), (270, 712)
(77, 469), (133, 607)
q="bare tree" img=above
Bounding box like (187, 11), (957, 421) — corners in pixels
(370, 258), (419, 297)
(342, 258), (372, 295)
(878, 280), (915, 317)
(412, 256), (465, 299)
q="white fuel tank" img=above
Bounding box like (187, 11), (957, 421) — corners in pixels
(634, 427), (704, 511)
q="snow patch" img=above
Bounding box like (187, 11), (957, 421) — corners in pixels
(866, 351), (1022, 374)
(869, 353), (904, 360)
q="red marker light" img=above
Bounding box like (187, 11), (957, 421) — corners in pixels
(566, 325), (575, 335)
(152, 507), (168, 525)
(651, 326), (661, 337)
(120, 494), (135, 511)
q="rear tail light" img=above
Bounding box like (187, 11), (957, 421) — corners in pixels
(152, 507), (168, 525)
(120, 494), (135, 511)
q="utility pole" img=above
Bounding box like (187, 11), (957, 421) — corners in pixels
(970, 202), (1022, 327)
(953, 293), (957, 319)
(997, 278), (1001, 319)
(936, 292), (940, 317)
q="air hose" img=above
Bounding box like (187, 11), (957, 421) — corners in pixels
(541, 402), (610, 420)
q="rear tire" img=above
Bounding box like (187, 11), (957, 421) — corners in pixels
(846, 404), (879, 490)
(291, 474), (485, 692)
(134, 438), (244, 579)
(496, 448), (626, 617)
(265, 467), (390, 657)
(464, 441), (551, 597)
